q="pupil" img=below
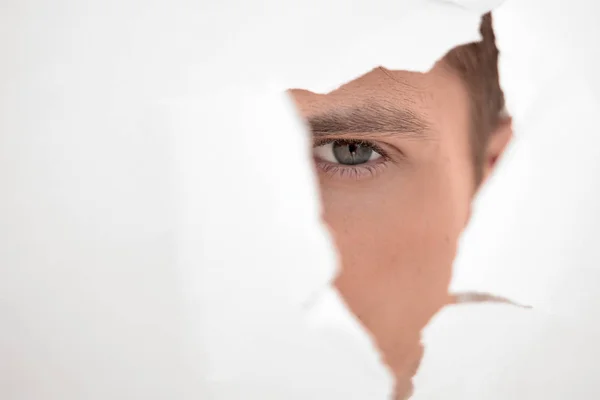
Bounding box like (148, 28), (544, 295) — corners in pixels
(332, 141), (373, 165)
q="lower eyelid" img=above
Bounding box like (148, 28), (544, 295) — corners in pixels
(314, 158), (389, 181)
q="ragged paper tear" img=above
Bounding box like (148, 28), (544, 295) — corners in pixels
(446, 0), (600, 326)
(412, 0), (600, 398)
(172, 91), (393, 398)
(170, 0), (486, 94)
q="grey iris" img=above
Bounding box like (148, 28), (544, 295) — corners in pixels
(332, 141), (373, 165)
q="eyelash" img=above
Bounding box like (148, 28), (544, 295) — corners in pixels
(312, 138), (391, 180)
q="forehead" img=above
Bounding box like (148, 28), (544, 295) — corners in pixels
(290, 63), (470, 137)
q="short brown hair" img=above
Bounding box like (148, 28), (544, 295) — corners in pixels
(443, 12), (506, 184)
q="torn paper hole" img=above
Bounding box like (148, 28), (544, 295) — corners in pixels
(3, 0), (598, 399)
(1, 1), (496, 399)
(0, 1), (500, 400)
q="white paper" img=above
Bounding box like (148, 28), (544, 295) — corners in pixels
(4, 0), (598, 399)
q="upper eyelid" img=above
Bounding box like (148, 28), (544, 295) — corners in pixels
(315, 137), (411, 166)
(312, 138), (390, 159)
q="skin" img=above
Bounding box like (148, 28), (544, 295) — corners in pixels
(289, 62), (512, 398)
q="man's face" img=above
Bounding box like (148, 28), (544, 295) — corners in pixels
(290, 61), (479, 394)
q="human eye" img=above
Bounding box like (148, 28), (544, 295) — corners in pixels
(312, 138), (391, 180)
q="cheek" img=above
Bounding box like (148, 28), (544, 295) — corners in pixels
(322, 178), (458, 307)
(318, 163), (469, 357)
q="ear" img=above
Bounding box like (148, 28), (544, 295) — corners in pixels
(481, 116), (513, 183)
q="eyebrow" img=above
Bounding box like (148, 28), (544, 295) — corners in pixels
(306, 101), (432, 140)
